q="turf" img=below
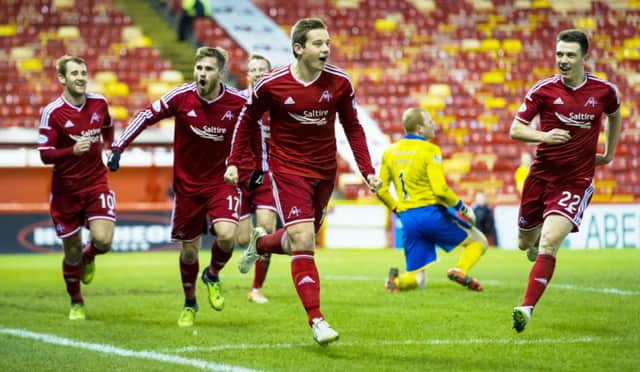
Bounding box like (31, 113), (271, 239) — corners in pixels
(1, 248), (638, 371)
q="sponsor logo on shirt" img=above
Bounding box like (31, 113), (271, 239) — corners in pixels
(288, 110), (329, 126)
(318, 90), (332, 103)
(554, 112), (595, 128)
(189, 125), (226, 141)
(69, 128), (102, 143)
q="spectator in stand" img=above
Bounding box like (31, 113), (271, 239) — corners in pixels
(38, 55), (115, 321)
(224, 18), (380, 345)
(509, 29), (621, 333)
(177, 0), (211, 42)
(237, 54), (278, 304)
(472, 191), (497, 247)
(108, 47), (246, 328)
(376, 107), (489, 293)
(514, 152), (532, 193)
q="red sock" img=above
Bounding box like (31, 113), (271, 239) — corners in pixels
(209, 240), (232, 276)
(179, 257), (199, 300)
(82, 241), (106, 263)
(522, 254), (556, 307)
(62, 260), (83, 304)
(252, 254), (271, 289)
(291, 251), (323, 324)
(257, 228), (286, 255)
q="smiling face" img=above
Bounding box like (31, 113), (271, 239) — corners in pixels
(247, 57), (270, 88)
(58, 60), (87, 99)
(556, 40), (587, 87)
(294, 28), (330, 73)
(193, 56), (223, 99)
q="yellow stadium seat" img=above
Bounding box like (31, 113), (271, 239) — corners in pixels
(87, 81), (104, 94)
(17, 58), (43, 72)
(109, 106), (129, 120)
(0, 24), (17, 37)
(481, 71), (505, 84)
(419, 95), (446, 111)
(57, 26), (80, 39)
(94, 71), (118, 84)
(480, 39), (501, 52)
(122, 26), (143, 42)
(160, 70), (184, 85)
(592, 71), (608, 80)
(514, 0), (532, 9)
(574, 17), (596, 31)
(484, 97), (506, 109)
(624, 37), (640, 49)
(502, 39), (523, 53)
(461, 39), (480, 52)
(620, 104), (631, 118)
(10, 46), (34, 60)
(427, 84), (452, 97)
(147, 82), (172, 99)
(532, 0), (550, 9)
(53, 0), (75, 8)
(471, 0), (494, 10)
(333, 0), (361, 9)
(374, 18), (397, 32)
(104, 81), (129, 97)
(406, 0), (436, 12)
(621, 48), (640, 60)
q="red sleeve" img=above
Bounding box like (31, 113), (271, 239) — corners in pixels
(228, 89), (269, 167)
(40, 147), (75, 164)
(338, 90), (375, 177)
(111, 93), (176, 151)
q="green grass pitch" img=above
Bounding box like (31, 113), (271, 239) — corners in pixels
(1, 248), (638, 371)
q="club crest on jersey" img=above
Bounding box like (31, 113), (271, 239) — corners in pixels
(584, 97), (597, 108)
(288, 206), (301, 218)
(90, 112), (100, 123)
(190, 125), (225, 141)
(221, 110), (234, 121)
(318, 90), (332, 102)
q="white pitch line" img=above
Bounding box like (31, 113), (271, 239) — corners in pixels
(0, 328), (260, 372)
(323, 275), (640, 296)
(159, 336), (626, 353)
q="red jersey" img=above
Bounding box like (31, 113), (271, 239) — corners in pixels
(515, 73), (620, 182)
(237, 88), (269, 173)
(228, 64), (375, 179)
(112, 83), (246, 196)
(38, 93), (112, 194)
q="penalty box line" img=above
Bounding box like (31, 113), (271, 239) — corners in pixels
(0, 327), (261, 372)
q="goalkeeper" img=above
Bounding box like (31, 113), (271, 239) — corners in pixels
(376, 107), (488, 292)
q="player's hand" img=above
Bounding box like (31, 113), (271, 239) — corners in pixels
(595, 153), (614, 166)
(73, 138), (91, 156)
(224, 165), (239, 185)
(107, 150), (121, 172)
(248, 169), (264, 190)
(542, 128), (571, 145)
(366, 174), (381, 192)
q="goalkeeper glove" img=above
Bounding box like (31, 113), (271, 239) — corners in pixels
(108, 150), (121, 172)
(455, 200), (476, 226)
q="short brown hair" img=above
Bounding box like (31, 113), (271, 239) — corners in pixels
(56, 55), (86, 76)
(290, 18), (327, 58)
(195, 46), (228, 70)
(248, 53), (272, 70)
(557, 29), (589, 56)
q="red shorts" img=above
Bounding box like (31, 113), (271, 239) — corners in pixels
(238, 170), (276, 220)
(171, 184), (239, 241)
(518, 175), (594, 233)
(270, 171), (335, 232)
(50, 185), (116, 238)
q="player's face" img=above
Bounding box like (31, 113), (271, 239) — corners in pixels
(58, 61), (87, 98)
(555, 41), (586, 85)
(421, 111), (436, 139)
(297, 28), (330, 72)
(194, 56), (223, 98)
(247, 59), (270, 87)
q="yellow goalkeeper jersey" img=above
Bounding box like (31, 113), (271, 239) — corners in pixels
(377, 134), (460, 213)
